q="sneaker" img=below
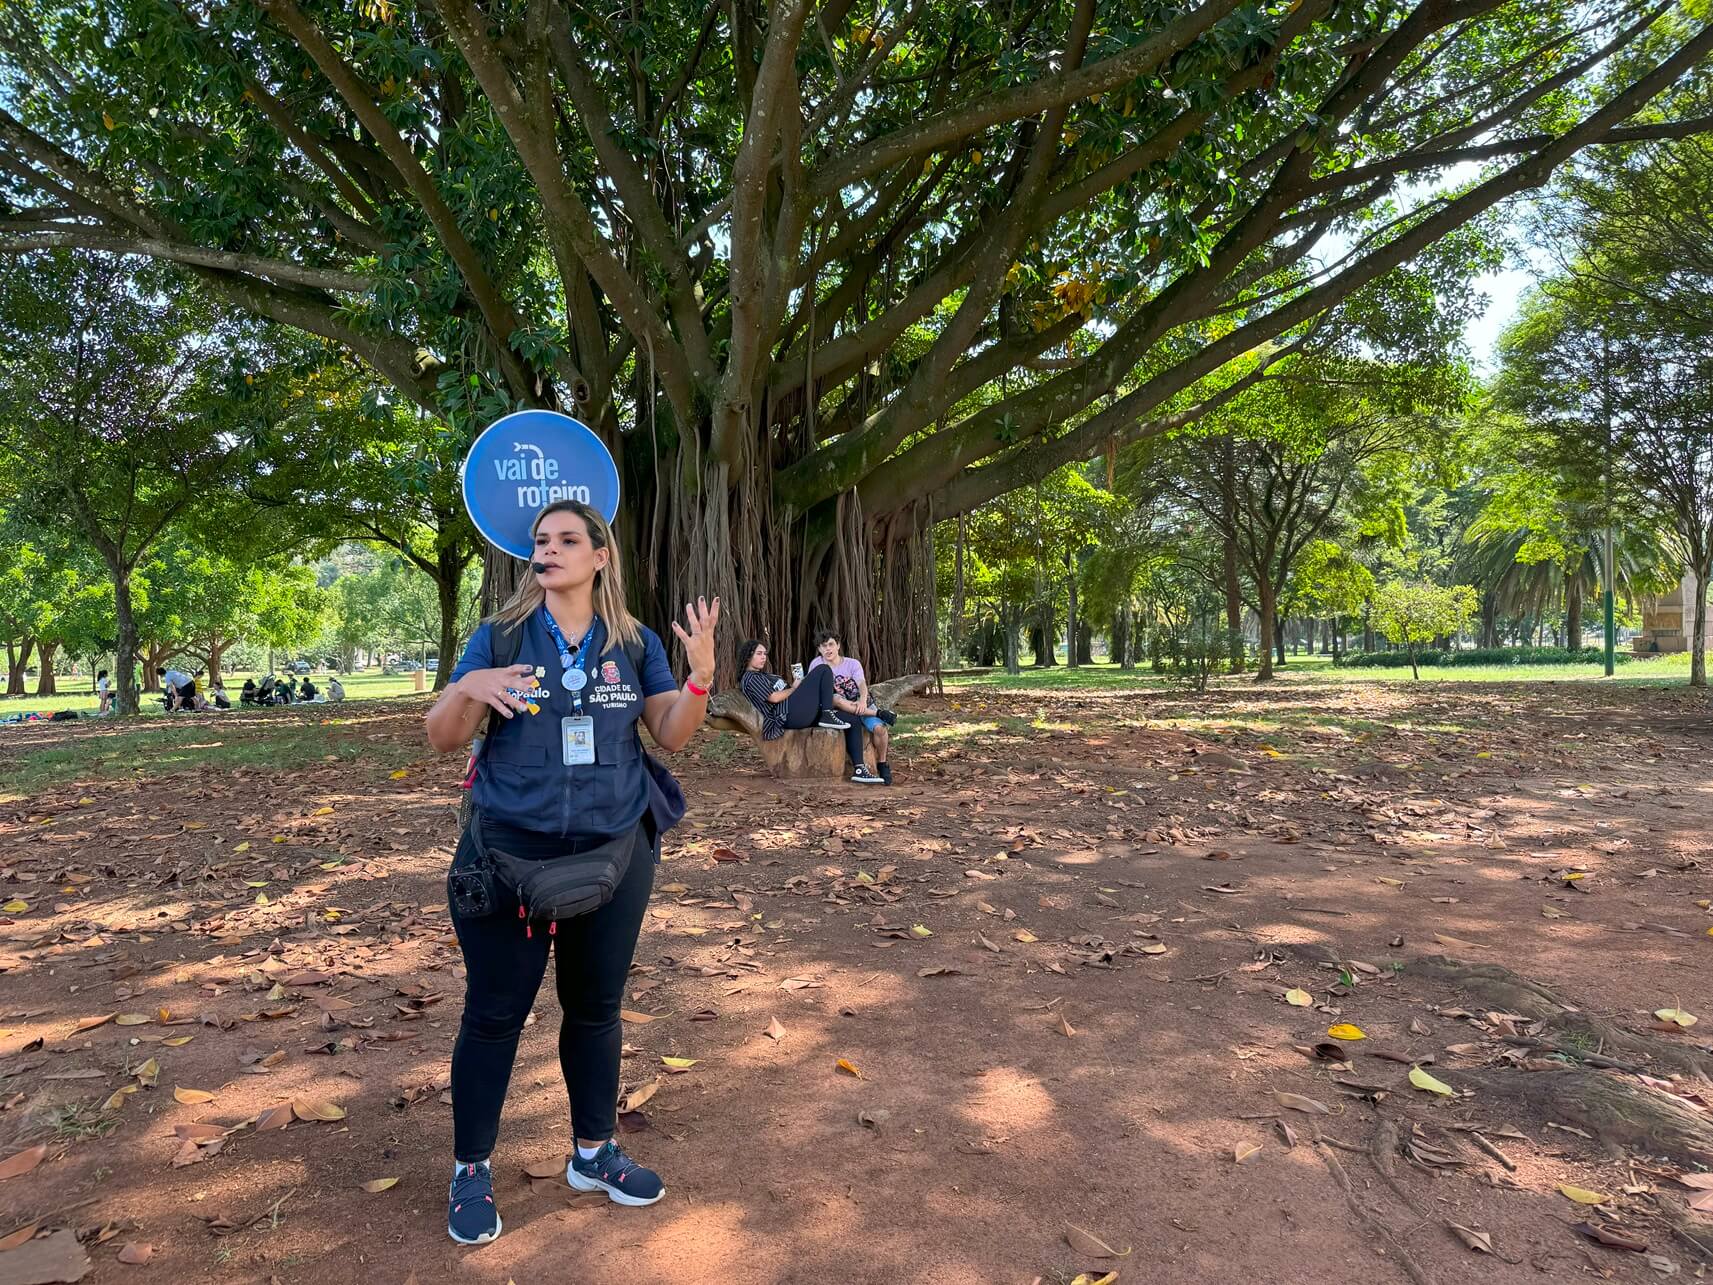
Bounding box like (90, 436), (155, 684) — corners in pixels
(567, 1141), (665, 1207)
(878, 762), (892, 785)
(850, 764), (883, 784)
(816, 710), (851, 729)
(448, 1161), (501, 1245)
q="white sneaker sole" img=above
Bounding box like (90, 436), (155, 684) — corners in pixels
(447, 1212), (502, 1245)
(567, 1163), (665, 1206)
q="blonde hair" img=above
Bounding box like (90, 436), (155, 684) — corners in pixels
(491, 501), (642, 654)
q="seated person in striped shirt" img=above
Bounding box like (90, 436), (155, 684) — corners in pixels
(737, 641), (880, 784)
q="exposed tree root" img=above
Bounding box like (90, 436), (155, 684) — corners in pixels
(1409, 956), (1713, 1166)
(1412, 955), (1712, 1082)
(1314, 1139), (1437, 1285)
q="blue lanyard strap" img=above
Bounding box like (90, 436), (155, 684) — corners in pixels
(539, 608), (597, 713)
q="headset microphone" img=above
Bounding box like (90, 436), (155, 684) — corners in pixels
(529, 561), (550, 574)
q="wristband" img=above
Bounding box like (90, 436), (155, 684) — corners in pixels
(686, 678), (709, 697)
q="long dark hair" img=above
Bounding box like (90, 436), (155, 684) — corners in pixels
(737, 639), (766, 671)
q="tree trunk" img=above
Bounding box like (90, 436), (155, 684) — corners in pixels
(1479, 590), (1499, 647)
(1254, 580), (1276, 681)
(1002, 601), (1021, 675)
(1304, 618), (1315, 656)
(1330, 616), (1342, 661)
(1117, 601), (1134, 671)
(1064, 548), (1078, 669)
(951, 513), (966, 652)
(34, 640), (57, 696)
(1274, 617), (1286, 666)
(1691, 557), (1709, 688)
(1220, 440), (1244, 673)
(114, 568), (140, 716)
(142, 642), (172, 691)
(1565, 572), (1583, 652)
(1407, 641), (1420, 680)
(4, 637), (32, 696)
(1030, 617), (1055, 667)
(206, 639), (228, 687)
(434, 552), (462, 693)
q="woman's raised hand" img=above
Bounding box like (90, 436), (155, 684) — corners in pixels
(671, 596), (721, 685)
(456, 664), (536, 718)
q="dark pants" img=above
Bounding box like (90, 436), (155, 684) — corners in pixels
(780, 666), (864, 765)
(448, 817), (655, 1162)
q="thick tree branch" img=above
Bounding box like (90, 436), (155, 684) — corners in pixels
(811, 0), (1244, 198)
(713, 0), (814, 466)
(257, 0), (539, 401)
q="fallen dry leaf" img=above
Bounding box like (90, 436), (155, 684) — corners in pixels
(619, 1079), (661, 1112)
(114, 1014), (150, 1027)
(1273, 1091), (1332, 1115)
(116, 1242), (154, 1265)
(256, 1103), (293, 1131)
(361, 1177), (399, 1193)
(1233, 1142), (1262, 1164)
(1654, 1007), (1697, 1028)
(1284, 988), (1313, 1007)
(765, 1016), (786, 1042)
(1559, 1184), (1611, 1206)
(73, 1014), (115, 1032)
(1575, 1221), (1648, 1251)
(173, 1087), (217, 1105)
(835, 1058), (864, 1079)
(661, 1056), (697, 1071)
(619, 1010), (656, 1024)
(291, 1098), (346, 1122)
(0, 1144), (46, 1182)
(1069, 1275), (1119, 1285)
(523, 1159), (564, 1179)
(0, 1220), (39, 1251)
(1064, 1223), (1132, 1258)
(1447, 1223), (1493, 1254)
(1326, 1024), (1365, 1041)
(1058, 1012), (1077, 1038)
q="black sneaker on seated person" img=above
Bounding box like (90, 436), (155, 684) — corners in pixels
(850, 764), (883, 784)
(817, 709), (850, 729)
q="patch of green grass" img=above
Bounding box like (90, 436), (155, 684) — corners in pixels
(0, 668), (430, 715)
(949, 651), (1702, 692)
(696, 730), (743, 764)
(1, 717), (419, 796)
(48, 1103), (120, 1142)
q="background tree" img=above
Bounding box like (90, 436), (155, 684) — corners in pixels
(1373, 581), (1478, 678)
(249, 384), (479, 690)
(0, 254), (277, 712)
(4, 0), (1709, 673)
(1498, 214), (1713, 684)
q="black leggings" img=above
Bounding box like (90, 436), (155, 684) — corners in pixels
(780, 666), (864, 766)
(447, 817), (655, 1162)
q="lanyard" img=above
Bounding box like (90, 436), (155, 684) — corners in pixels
(539, 608), (598, 715)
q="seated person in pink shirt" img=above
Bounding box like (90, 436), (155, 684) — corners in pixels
(807, 630), (892, 785)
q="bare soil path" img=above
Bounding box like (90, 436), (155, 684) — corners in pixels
(0, 677), (1708, 1285)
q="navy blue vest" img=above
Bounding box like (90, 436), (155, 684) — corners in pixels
(471, 613), (651, 838)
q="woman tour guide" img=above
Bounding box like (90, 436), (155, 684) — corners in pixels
(425, 499), (718, 1245)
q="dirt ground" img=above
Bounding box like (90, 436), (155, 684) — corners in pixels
(0, 676), (1710, 1285)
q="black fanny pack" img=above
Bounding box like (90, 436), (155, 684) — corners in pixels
(452, 813), (636, 929)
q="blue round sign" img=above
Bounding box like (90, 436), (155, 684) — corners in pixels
(461, 410), (621, 559)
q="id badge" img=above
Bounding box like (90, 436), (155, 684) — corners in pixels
(561, 715), (596, 766)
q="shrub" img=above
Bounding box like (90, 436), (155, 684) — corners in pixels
(1334, 645), (1634, 668)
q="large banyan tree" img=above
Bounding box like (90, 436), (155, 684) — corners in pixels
(2, 0), (1710, 673)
